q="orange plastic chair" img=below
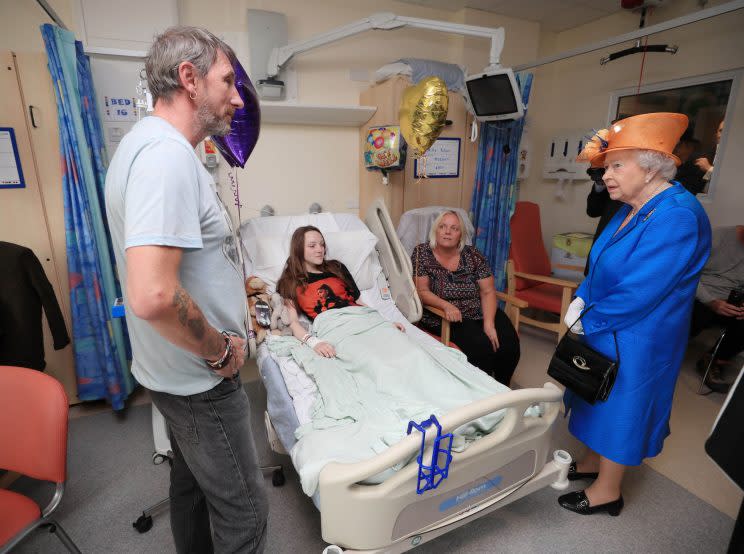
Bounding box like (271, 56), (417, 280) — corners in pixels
(507, 201), (579, 341)
(0, 366), (80, 553)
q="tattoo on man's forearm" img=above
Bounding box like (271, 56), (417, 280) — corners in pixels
(171, 285), (223, 358)
(172, 285), (205, 339)
(187, 317), (205, 339)
(174, 287), (189, 327)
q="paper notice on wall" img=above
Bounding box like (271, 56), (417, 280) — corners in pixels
(103, 96), (138, 122)
(0, 128), (25, 188)
(414, 138), (461, 178)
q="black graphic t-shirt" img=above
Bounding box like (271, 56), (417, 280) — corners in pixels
(296, 263), (360, 320)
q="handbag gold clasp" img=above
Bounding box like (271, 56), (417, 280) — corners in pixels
(572, 356), (591, 371)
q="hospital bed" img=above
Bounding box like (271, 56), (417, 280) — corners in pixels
(241, 200), (571, 553)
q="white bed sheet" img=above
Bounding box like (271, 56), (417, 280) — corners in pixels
(266, 283), (447, 426)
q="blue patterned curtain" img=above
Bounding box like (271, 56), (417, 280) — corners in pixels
(471, 73), (534, 291)
(41, 24), (133, 409)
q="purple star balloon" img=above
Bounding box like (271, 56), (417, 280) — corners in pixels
(212, 59), (261, 168)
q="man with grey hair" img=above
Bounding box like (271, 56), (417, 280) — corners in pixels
(105, 26), (268, 552)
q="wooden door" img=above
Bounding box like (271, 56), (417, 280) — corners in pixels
(0, 51), (78, 402)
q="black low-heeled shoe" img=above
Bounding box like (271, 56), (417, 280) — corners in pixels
(558, 490), (624, 516)
(567, 461), (599, 481)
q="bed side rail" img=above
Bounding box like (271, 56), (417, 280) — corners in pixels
(318, 383), (566, 551)
(364, 198), (422, 323)
(320, 383), (562, 494)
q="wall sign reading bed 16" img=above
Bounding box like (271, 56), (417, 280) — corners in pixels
(414, 138), (461, 179)
(0, 128), (25, 189)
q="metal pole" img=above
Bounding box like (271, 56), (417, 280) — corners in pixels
(35, 0), (68, 30)
(514, 0), (744, 72)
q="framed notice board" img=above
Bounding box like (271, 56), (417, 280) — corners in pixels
(0, 127), (25, 189)
(414, 138), (461, 179)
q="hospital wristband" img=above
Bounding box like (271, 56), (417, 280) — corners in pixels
(301, 333), (312, 343)
(306, 336), (322, 349)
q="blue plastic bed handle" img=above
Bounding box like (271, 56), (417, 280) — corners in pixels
(407, 415), (453, 495)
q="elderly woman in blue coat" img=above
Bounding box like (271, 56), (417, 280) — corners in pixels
(559, 112), (711, 516)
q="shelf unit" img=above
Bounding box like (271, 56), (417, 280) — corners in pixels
(261, 103), (377, 126)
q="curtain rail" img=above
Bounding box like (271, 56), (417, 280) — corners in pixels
(514, 0), (744, 72)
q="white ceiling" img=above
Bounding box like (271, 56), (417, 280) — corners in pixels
(398, 0), (632, 32)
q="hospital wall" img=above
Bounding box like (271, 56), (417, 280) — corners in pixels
(178, 0), (542, 219)
(0, 0), (74, 52)
(522, 0), (744, 249)
(5, 0), (739, 249)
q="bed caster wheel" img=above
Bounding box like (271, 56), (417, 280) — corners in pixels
(272, 468), (285, 487)
(152, 453), (168, 465)
(133, 513), (153, 533)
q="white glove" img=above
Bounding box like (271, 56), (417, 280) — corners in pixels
(564, 297), (585, 335)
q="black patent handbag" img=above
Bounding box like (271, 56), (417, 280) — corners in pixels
(547, 306), (620, 405)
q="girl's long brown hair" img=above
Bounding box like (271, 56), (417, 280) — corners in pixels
(276, 226), (352, 308)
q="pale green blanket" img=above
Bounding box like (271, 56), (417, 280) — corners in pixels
(268, 306), (512, 497)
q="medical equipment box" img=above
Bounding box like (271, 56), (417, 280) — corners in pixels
(551, 232), (593, 282)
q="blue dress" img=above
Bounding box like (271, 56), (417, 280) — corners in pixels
(567, 183), (711, 466)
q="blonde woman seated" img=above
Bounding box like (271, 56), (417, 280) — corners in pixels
(412, 211), (520, 386)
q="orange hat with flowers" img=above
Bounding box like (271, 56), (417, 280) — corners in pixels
(577, 112), (689, 168)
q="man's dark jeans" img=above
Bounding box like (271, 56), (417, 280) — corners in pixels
(150, 375), (268, 553)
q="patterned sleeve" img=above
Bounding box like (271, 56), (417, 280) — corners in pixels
(469, 246), (493, 280)
(411, 244), (428, 278)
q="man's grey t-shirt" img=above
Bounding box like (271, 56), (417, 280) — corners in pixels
(105, 116), (246, 395)
(696, 226), (744, 305)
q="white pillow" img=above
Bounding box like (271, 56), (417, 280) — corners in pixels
(244, 229), (379, 293)
(244, 236), (288, 291)
(324, 230), (379, 291)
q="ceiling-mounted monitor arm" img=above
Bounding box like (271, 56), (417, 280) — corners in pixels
(266, 12), (505, 79)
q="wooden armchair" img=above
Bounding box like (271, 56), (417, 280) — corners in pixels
(508, 201), (580, 341)
(423, 290), (527, 346)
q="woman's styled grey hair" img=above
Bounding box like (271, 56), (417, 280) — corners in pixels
(429, 210), (470, 251)
(636, 150), (677, 182)
(145, 26), (236, 104)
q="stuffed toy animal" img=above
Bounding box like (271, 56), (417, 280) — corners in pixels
(247, 295), (269, 344)
(245, 276), (267, 297)
(245, 276), (270, 344)
(269, 293), (294, 336)
(244, 276), (294, 341)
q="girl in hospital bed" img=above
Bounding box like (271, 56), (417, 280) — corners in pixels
(272, 226), (514, 501)
(276, 225), (405, 357)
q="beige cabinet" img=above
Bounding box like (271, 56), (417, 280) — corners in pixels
(359, 76), (480, 226)
(0, 51), (78, 403)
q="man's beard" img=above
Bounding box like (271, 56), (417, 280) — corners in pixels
(196, 98), (232, 137)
